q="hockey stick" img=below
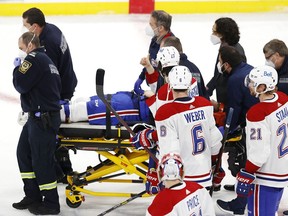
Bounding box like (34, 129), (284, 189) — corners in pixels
(97, 190), (147, 216)
(96, 68), (158, 163)
(209, 107), (234, 196)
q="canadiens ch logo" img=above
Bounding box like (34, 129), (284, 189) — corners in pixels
(19, 60), (32, 74)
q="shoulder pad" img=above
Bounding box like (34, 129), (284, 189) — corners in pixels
(28, 52), (37, 57)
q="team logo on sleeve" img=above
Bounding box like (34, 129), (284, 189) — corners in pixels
(19, 60), (32, 74)
(49, 64), (59, 75)
(160, 125), (167, 137)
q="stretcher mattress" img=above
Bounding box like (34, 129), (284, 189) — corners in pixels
(59, 122), (130, 139)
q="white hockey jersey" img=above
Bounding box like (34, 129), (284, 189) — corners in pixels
(246, 91), (288, 188)
(145, 70), (198, 117)
(155, 96), (222, 187)
(146, 181), (216, 216)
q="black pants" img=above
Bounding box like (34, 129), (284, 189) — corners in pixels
(55, 146), (73, 176)
(225, 132), (247, 177)
(16, 111), (61, 209)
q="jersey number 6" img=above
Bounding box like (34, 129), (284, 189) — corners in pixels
(192, 124), (206, 155)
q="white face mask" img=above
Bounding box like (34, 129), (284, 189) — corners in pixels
(18, 49), (27, 61)
(210, 34), (221, 45)
(21, 26), (28, 34)
(217, 62), (223, 74)
(265, 60), (275, 68)
(145, 25), (155, 37)
(145, 25), (159, 37)
(28, 25), (36, 33)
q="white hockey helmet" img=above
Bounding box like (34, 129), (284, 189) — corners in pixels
(245, 65), (278, 95)
(158, 153), (184, 181)
(168, 65), (192, 90)
(156, 46), (180, 69)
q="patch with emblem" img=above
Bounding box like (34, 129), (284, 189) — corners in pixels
(160, 125), (167, 137)
(19, 60), (32, 74)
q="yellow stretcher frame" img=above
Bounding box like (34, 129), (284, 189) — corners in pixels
(58, 125), (151, 208)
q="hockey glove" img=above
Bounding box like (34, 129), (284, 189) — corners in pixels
(133, 78), (144, 96)
(236, 169), (255, 197)
(130, 128), (157, 150)
(212, 167), (226, 186)
(13, 57), (21, 67)
(146, 168), (163, 195)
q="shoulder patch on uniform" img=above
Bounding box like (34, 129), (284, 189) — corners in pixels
(29, 52), (36, 57)
(19, 60), (32, 74)
(49, 64), (59, 75)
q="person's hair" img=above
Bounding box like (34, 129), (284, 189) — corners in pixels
(22, 7), (46, 27)
(172, 89), (187, 93)
(219, 45), (243, 67)
(159, 65), (174, 77)
(161, 36), (183, 53)
(151, 10), (172, 31)
(263, 39), (288, 57)
(20, 32), (40, 47)
(215, 17), (240, 45)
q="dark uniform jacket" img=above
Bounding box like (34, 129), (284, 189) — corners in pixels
(226, 62), (258, 132)
(13, 47), (62, 112)
(179, 53), (209, 99)
(139, 31), (174, 92)
(206, 43), (246, 104)
(277, 55), (288, 95)
(40, 23), (77, 100)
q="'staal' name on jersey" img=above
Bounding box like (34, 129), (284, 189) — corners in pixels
(184, 110), (205, 123)
(276, 106), (288, 122)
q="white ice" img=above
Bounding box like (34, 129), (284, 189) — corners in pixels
(1, 12), (288, 216)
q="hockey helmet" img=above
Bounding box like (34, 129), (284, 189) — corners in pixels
(168, 65), (192, 90)
(245, 65), (278, 95)
(156, 46), (180, 75)
(158, 153), (184, 181)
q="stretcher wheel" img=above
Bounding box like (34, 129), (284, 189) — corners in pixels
(66, 198), (82, 208)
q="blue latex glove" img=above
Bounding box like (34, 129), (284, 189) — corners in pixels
(133, 78), (144, 95)
(59, 99), (70, 105)
(13, 57), (21, 67)
(236, 169), (255, 197)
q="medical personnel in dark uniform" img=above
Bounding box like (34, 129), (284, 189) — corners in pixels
(12, 32), (61, 215)
(22, 7), (77, 181)
(22, 7), (77, 100)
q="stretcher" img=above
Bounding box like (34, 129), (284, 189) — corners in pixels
(58, 122), (150, 208)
